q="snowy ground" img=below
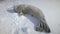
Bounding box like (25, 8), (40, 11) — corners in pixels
(0, 0), (60, 34)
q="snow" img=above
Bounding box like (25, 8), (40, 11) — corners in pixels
(0, 0), (60, 34)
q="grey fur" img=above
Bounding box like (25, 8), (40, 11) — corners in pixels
(14, 4), (51, 33)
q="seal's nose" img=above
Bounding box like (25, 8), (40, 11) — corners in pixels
(44, 27), (51, 33)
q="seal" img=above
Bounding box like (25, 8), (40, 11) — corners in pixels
(14, 4), (51, 33)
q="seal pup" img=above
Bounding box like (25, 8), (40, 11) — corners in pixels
(14, 4), (51, 33)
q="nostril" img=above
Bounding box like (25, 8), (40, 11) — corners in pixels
(44, 28), (51, 33)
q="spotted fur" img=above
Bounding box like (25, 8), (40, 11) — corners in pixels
(14, 4), (51, 33)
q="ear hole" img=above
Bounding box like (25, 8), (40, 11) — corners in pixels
(35, 23), (44, 31)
